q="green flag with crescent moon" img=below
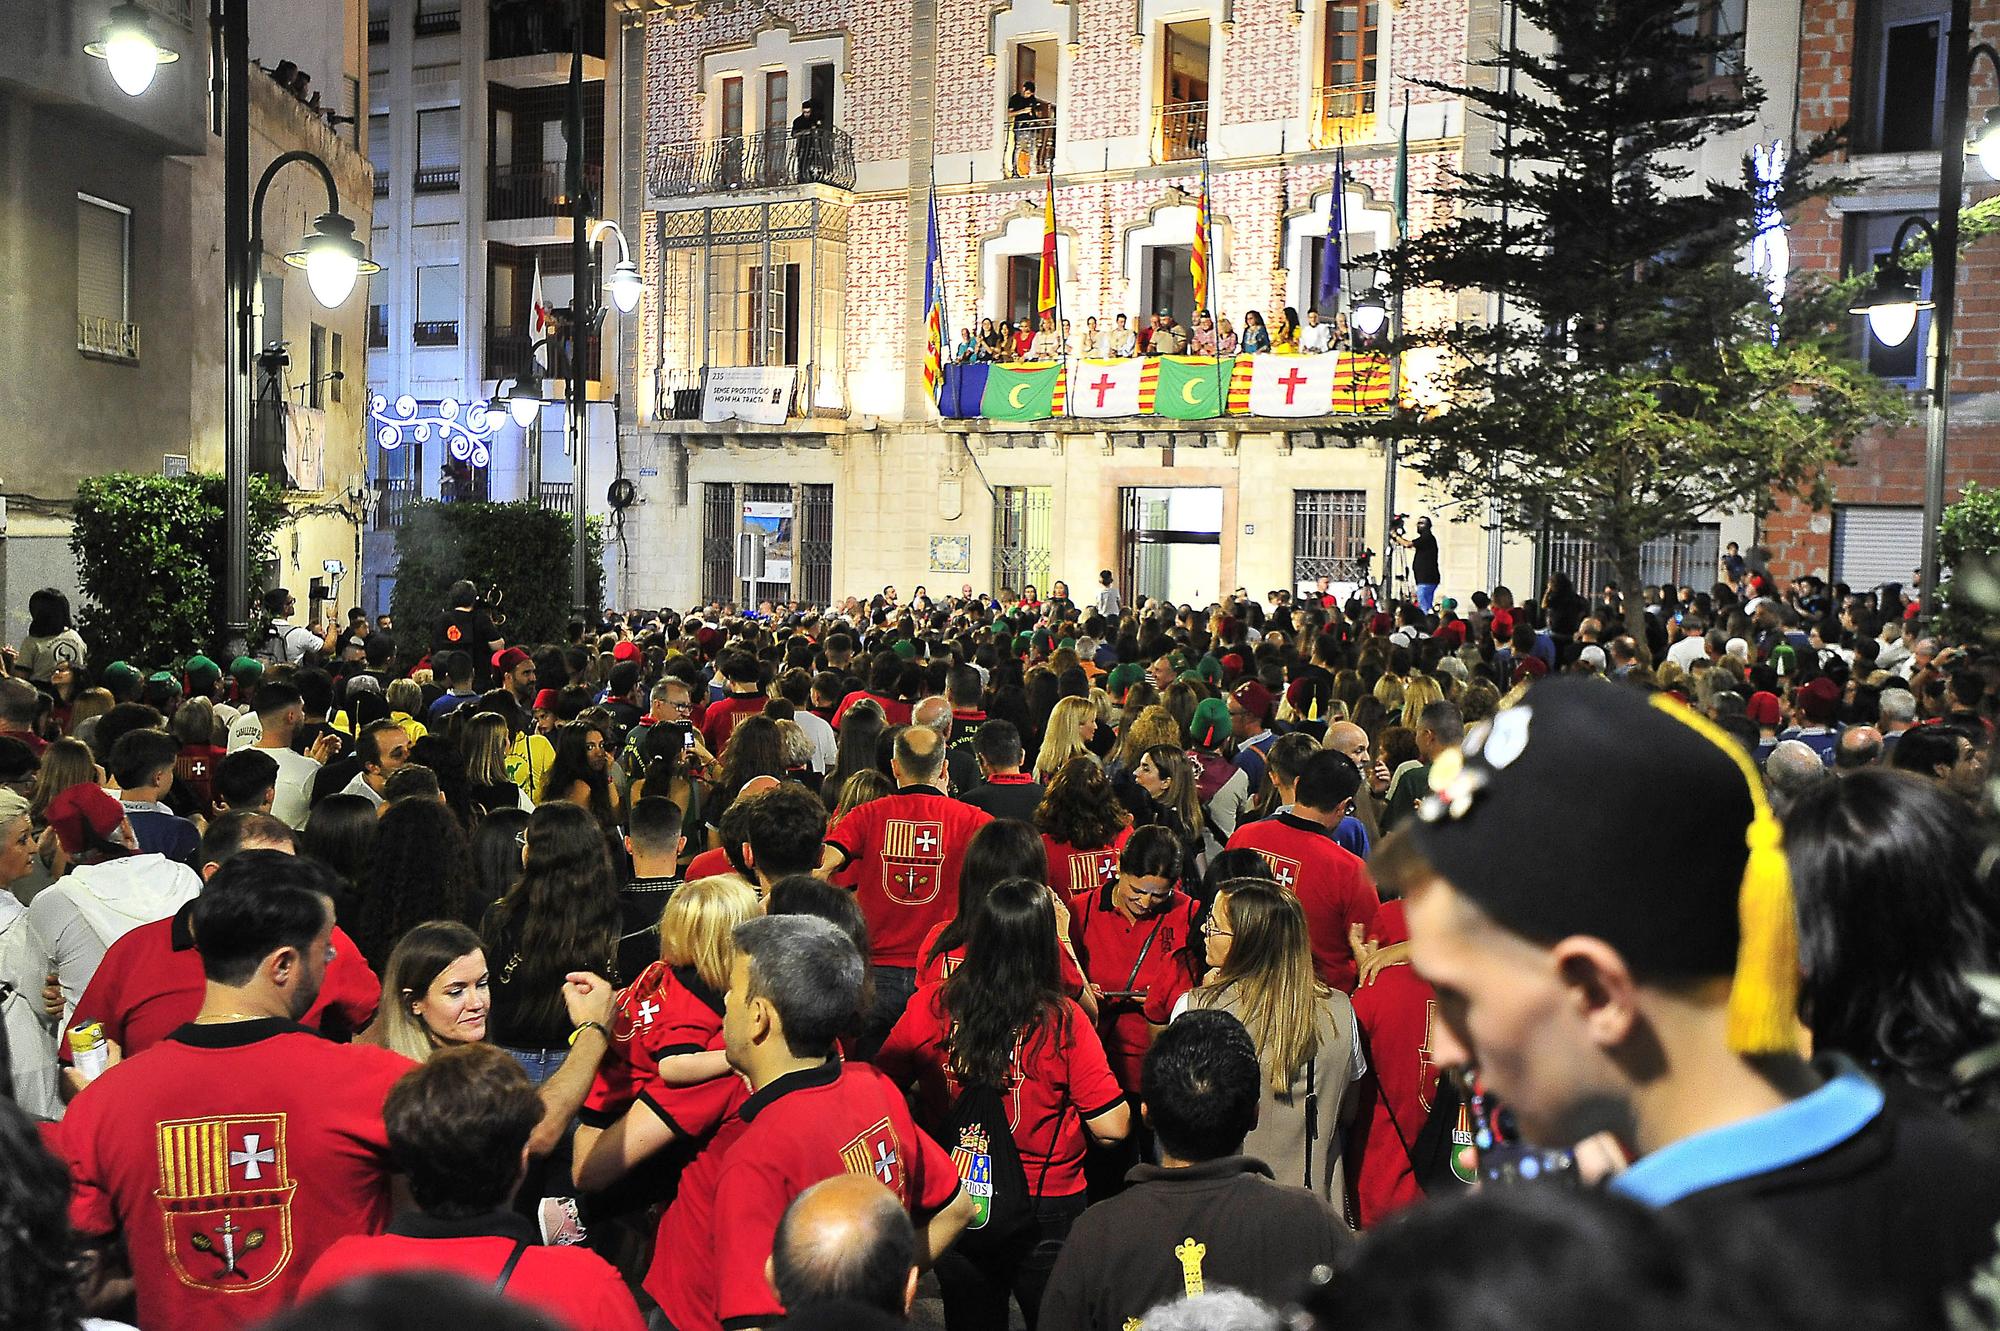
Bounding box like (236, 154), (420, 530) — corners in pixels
(981, 363), (1063, 421)
(1153, 355), (1230, 420)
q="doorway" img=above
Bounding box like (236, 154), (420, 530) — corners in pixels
(1122, 487), (1223, 606)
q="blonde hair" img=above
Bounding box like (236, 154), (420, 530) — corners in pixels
(660, 876), (761, 991)
(1034, 696), (1099, 784)
(832, 768), (894, 820)
(462, 712), (511, 787)
(1372, 674), (1405, 714)
(1193, 880), (1328, 1094)
(1116, 704), (1184, 769)
(30, 738), (98, 819)
(387, 679), (424, 717)
(375, 921), (486, 1063)
(1399, 676), (1444, 730)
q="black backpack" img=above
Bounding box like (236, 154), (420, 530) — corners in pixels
(942, 1080), (1044, 1257)
(1404, 1069), (1478, 1195)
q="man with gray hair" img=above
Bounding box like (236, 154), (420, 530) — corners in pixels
(1763, 739), (1828, 813)
(1878, 688), (1918, 756)
(770, 1174), (919, 1321)
(912, 695), (977, 795)
(645, 914), (972, 1331)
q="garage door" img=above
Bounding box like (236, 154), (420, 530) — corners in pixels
(1832, 506), (1924, 593)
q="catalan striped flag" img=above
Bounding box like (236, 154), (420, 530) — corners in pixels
(1191, 153), (1212, 316)
(923, 178), (946, 404)
(1036, 177), (1059, 320)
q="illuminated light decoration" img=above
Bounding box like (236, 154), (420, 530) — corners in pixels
(368, 394), (499, 467)
(1748, 139), (1790, 344)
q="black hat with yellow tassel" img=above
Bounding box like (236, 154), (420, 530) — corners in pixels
(1406, 676), (1801, 1055)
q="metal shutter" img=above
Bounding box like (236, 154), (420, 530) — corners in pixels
(1833, 506), (1924, 592)
(76, 196), (128, 322)
(417, 106), (460, 170)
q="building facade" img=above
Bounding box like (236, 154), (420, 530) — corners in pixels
(0, 0), (375, 646)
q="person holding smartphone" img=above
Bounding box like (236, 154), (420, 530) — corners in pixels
(1068, 826), (1201, 1101)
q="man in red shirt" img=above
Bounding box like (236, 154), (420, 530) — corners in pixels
(646, 915), (973, 1331)
(1225, 751), (1380, 992)
(834, 653), (913, 728)
(1345, 898), (1452, 1227)
(822, 727), (993, 1051)
(60, 852), (415, 1331)
(702, 651), (770, 754)
(64, 813), (378, 1062)
(300, 1044), (645, 1331)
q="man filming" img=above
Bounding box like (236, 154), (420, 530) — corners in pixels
(1390, 515), (1443, 615)
(433, 580), (504, 674)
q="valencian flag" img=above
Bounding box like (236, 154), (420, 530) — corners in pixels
(1393, 90), (1411, 240)
(1191, 154), (1212, 316)
(982, 362), (1066, 421)
(1037, 178), (1059, 320)
(1155, 355), (1228, 420)
(1318, 142), (1345, 317)
(923, 178), (946, 404)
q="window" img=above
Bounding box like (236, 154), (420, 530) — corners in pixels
(809, 62), (836, 121)
(747, 263), (801, 365)
(1848, 211), (1932, 384)
(368, 303), (389, 347)
(308, 324), (327, 408)
(1142, 245), (1193, 326)
(1319, 1), (1381, 137)
(415, 265), (461, 344)
(993, 486), (1054, 596)
(1858, 1), (1947, 153)
(76, 194), (132, 351)
(763, 70), (788, 134)
(720, 76), (744, 138)
(1672, 0), (1746, 85)
(1006, 41), (1057, 177)
(1005, 255), (1041, 329)
(330, 332), (344, 402)
(1157, 22), (1210, 161)
(1293, 490), (1370, 590)
(416, 106), (461, 190)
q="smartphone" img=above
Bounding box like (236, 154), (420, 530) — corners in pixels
(683, 728), (698, 754)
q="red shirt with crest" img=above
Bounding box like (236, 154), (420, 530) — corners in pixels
(1068, 885), (1201, 1092)
(1348, 900), (1444, 1227)
(826, 789), (994, 967)
(1042, 827), (1133, 896)
(1225, 812), (1380, 992)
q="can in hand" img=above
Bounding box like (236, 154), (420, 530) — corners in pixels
(69, 1021), (109, 1081)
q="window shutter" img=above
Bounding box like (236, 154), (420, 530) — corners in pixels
(77, 197), (128, 323)
(418, 106), (461, 170)
(1833, 506), (1924, 591)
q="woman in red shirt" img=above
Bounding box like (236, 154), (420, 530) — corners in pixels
(878, 877), (1130, 1331)
(1069, 825), (1201, 1097)
(917, 819), (1090, 1013)
(1035, 759), (1133, 898)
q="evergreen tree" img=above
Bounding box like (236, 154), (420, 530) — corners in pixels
(1379, 0), (1904, 633)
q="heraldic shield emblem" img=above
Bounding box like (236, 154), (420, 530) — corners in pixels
(839, 1116), (907, 1198)
(155, 1114), (296, 1292)
(951, 1124), (994, 1230)
(880, 820), (946, 906)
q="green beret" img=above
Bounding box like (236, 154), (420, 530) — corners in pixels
(1058, 637), (1078, 652)
(229, 656), (264, 681)
(892, 639), (917, 660)
(183, 654), (221, 680)
(1194, 655), (1224, 685)
(1107, 663), (1144, 695)
(147, 670), (178, 686)
(1189, 696), (1232, 748)
(102, 661), (141, 689)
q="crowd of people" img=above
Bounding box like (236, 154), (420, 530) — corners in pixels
(2, 555), (1999, 1331)
(951, 306), (1364, 366)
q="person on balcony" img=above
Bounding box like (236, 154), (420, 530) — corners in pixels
(1239, 311), (1272, 354)
(1272, 307), (1303, 354)
(1216, 315), (1239, 355)
(979, 319), (1005, 362)
(1110, 314), (1137, 357)
(1300, 308), (1334, 354)
(791, 97), (830, 183)
(1079, 316), (1103, 359)
(955, 328), (978, 364)
(1014, 319), (1038, 361)
(1029, 316), (1060, 361)
(1008, 79), (1041, 176)
(1190, 311), (1218, 355)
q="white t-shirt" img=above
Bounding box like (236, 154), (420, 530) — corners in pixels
(1299, 322), (1334, 354)
(791, 709), (838, 774)
(1667, 634), (1709, 672)
(260, 745), (323, 828)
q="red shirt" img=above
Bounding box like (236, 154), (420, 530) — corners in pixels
(682, 846), (735, 881)
(580, 961), (730, 1130)
(877, 985), (1124, 1197)
(1348, 901), (1443, 1227)
(1069, 885), (1201, 1092)
(1042, 828), (1132, 896)
(1226, 812), (1380, 992)
(66, 905), (380, 1059)
(914, 920), (1086, 994)
(300, 1212), (645, 1331)
(834, 690), (913, 728)
(700, 693), (769, 754)
(176, 744), (228, 812)
(61, 1018), (416, 1331)
(648, 1059), (960, 1331)
(826, 789), (994, 967)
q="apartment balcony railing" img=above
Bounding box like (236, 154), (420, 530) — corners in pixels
(249, 400), (296, 484)
(1313, 82), (1378, 145)
(373, 167), (390, 196)
(1004, 117), (1055, 179)
(367, 15), (389, 42)
(1154, 101), (1209, 163)
(139, 0), (196, 26)
(530, 481), (575, 514)
(489, 0), (604, 60)
(414, 165), (461, 193)
(414, 3), (461, 36)
(488, 161), (603, 220)
(486, 326), (601, 382)
(657, 365), (848, 422)
(374, 477), (419, 530)
(77, 315), (140, 363)
(648, 127), (856, 198)
(413, 319), (460, 346)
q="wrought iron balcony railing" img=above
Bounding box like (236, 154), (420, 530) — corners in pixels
(1154, 101), (1209, 164)
(649, 127), (856, 198)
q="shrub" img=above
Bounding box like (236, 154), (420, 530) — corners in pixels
(1938, 482), (2000, 644)
(70, 473), (287, 668)
(389, 501), (605, 649)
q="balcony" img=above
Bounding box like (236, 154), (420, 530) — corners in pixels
(1004, 117), (1055, 179)
(374, 477), (419, 530)
(1313, 82), (1378, 146)
(414, 3), (461, 36)
(489, 161), (603, 220)
(368, 15), (389, 42)
(1154, 101), (1209, 163)
(77, 315), (140, 364)
(373, 167), (390, 197)
(414, 165), (461, 193)
(487, 325), (601, 382)
(530, 480), (575, 513)
(490, 0), (604, 61)
(649, 128), (856, 199)
(657, 366), (847, 423)
(413, 320), (461, 346)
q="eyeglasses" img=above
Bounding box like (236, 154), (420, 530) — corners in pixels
(1201, 917), (1231, 938)
(515, 831), (529, 848)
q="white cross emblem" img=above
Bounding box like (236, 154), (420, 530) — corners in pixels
(190, 760), (208, 779)
(872, 1141), (899, 1183)
(1274, 864), (1297, 889)
(230, 1134), (276, 1181)
(637, 1000), (660, 1026)
(915, 829), (939, 855)
(1099, 856), (1119, 883)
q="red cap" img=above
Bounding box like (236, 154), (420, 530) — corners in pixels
(1232, 680), (1275, 724)
(493, 647), (532, 672)
(45, 785), (125, 855)
(532, 688), (560, 712)
(1744, 690), (1783, 728)
(612, 640), (642, 663)
(1797, 677), (1841, 724)
(1511, 656), (1549, 685)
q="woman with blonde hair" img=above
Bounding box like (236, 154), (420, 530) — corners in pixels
(30, 737), (99, 820)
(573, 875), (761, 1191)
(1397, 675), (1444, 731)
(1112, 704), (1183, 774)
(386, 679), (429, 743)
(1371, 673), (1405, 716)
(831, 767), (895, 821)
(1176, 878), (1361, 1205)
(65, 687), (113, 739)
(462, 712), (532, 815)
(1034, 695), (1101, 784)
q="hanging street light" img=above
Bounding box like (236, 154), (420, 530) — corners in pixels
(283, 211), (382, 309)
(85, 2), (181, 97)
(1850, 260), (1929, 349)
(497, 376), (548, 428)
(1350, 289), (1390, 339)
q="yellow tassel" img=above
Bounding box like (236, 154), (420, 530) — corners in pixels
(1647, 696), (1804, 1056)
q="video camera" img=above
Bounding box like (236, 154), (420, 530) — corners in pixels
(1389, 513), (1409, 536)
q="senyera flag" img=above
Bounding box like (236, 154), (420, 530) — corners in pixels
(1036, 178), (1058, 320)
(1191, 155), (1211, 317)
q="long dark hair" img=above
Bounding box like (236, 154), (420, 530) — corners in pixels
(0, 1097), (79, 1331)
(717, 714), (787, 804)
(1785, 769), (2000, 1114)
(941, 877), (1066, 1088)
(469, 806), (531, 908)
(26, 588), (72, 638)
(829, 699), (886, 794)
(295, 793), (379, 922)
(482, 801), (620, 982)
(354, 798), (478, 971)
(541, 721), (614, 826)
(1035, 756), (1130, 849)
(928, 819), (1047, 966)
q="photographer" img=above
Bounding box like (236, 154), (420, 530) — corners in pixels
(434, 581), (505, 670)
(1388, 516), (1442, 615)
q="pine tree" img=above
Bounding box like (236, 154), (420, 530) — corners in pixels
(1381, 0), (1905, 634)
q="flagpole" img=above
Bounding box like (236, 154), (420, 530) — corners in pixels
(1205, 145), (1221, 417)
(1049, 152), (1067, 418)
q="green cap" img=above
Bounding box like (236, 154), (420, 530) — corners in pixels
(229, 656), (264, 681)
(892, 639), (917, 660)
(184, 654), (221, 680)
(103, 660), (142, 689)
(1194, 655), (1224, 685)
(1057, 637), (1078, 652)
(1190, 696), (1232, 748)
(1013, 632), (1033, 656)
(147, 670), (178, 686)
(1107, 663), (1144, 695)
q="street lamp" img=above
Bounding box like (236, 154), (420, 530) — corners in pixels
(285, 212), (381, 309)
(1350, 289), (1390, 340)
(496, 362), (551, 429)
(84, 2), (180, 97)
(1850, 257), (1931, 349)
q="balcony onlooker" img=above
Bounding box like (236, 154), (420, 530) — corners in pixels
(1300, 309), (1334, 354)
(1110, 314), (1137, 357)
(1007, 79), (1055, 177)
(1013, 319), (1036, 360)
(1079, 316), (1103, 359)
(955, 327), (978, 364)
(1239, 310), (1272, 354)
(1216, 315), (1238, 355)
(1272, 307), (1302, 354)
(978, 318), (1005, 361)
(1190, 311), (1217, 355)
(791, 98), (833, 184)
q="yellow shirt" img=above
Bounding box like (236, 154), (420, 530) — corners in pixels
(391, 712), (428, 743)
(505, 731), (555, 794)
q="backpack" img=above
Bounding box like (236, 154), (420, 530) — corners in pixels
(1404, 1068), (1479, 1194)
(943, 1080), (1036, 1256)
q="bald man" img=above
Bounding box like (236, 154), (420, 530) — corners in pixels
(768, 1175), (918, 1320)
(1834, 725), (1884, 772)
(1322, 720), (1381, 845)
(912, 695), (977, 795)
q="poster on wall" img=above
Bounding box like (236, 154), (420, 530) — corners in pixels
(286, 405), (327, 492)
(741, 501), (795, 585)
(703, 366), (795, 425)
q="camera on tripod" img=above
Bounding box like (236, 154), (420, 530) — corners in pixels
(1389, 513), (1409, 536)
